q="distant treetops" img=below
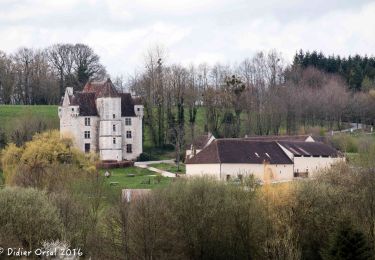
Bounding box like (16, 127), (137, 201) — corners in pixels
(292, 50), (375, 92)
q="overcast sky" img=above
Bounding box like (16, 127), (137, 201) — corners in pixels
(0, 0), (374, 77)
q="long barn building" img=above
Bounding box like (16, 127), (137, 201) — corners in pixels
(186, 135), (344, 182)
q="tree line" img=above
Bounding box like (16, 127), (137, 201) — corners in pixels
(130, 47), (375, 160)
(1, 130), (375, 259)
(0, 44), (106, 104)
(1, 43), (375, 157)
(293, 50), (375, 91)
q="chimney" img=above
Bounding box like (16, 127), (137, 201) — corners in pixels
(66, 87), (73, 96)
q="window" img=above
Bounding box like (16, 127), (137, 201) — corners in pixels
(126, 131), (132, 138)
(126, 144), (132, 153)
(85, 117), (91, 126)
(113, 114), (115, 119)
(226, 175), (231, 181)
(113, 138), (116, 144)
(84, 131), (90, 139)
(125, 118), (131, 126)
(137, 108), (140, 111)
(113, 124), (116, 132)
(71, 108), (74, 112)
(84, 143), (90, 153)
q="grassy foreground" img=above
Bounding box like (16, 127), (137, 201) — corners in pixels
(99, 167), (172, 189)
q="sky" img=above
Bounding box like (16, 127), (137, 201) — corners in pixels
(0, 0), (374, 77)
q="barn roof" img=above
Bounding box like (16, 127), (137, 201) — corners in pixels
(186, 134), (214, 150)
(186, 139), (293, 165)
(277, 141), (340, 157)
(244, 135), (314, 142)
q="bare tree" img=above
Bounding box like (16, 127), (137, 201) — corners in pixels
(72, 43), (106, 90)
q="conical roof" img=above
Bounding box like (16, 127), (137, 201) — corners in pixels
(83, 78), (119, 98)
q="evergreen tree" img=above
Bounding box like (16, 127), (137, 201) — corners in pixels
(322, 221), (373, 260)
(292, 50), (375, 91)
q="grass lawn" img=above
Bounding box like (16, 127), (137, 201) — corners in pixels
(99, 167), (172, 189)
(0, 105), (59, 132)
(148, 162), (186, 174)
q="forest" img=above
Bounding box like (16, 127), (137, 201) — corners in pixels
(293, 50), (375, 91)
(1, 45), (375, 152)
(0, 43), (106, 105)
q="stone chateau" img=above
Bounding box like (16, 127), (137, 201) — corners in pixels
(58, 78), (143, 161)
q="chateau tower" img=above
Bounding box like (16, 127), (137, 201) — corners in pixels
(58, 78), (143, 161)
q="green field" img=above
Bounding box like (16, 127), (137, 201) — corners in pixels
(99, 167), (172, 189)
(0, 167), (171, 189)
(0, 105), (59, 132)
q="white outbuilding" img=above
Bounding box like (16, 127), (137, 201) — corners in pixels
(186, 139), (294, 182)
(277, 141), (345, 178)
(186, 137), (344, 182)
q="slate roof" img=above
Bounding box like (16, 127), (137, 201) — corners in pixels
(83, 78), (120, 98)
(120, 93), (136, 117)
(64, 79), (142, 117)
(133, 97), (142, 105)
(187, 134), (212, 150)
(278, 141), (340, 157)
(71, 92), (98, 116)
(186, 139), (293, 165)
(244, 135), (314, 142)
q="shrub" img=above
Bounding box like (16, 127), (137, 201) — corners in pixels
(137, 152), (150, 162)
(126, 177), (266, 259)
(330, 135), (358, 153)
(0, 187), (63, 249)
(1, 130), (97, 189)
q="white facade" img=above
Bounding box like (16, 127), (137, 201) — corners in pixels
(293, 156), (345, 177)
(277, 142), (345, 177)
(186, 163), (294, 182)
(58, 85), (143, 161)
